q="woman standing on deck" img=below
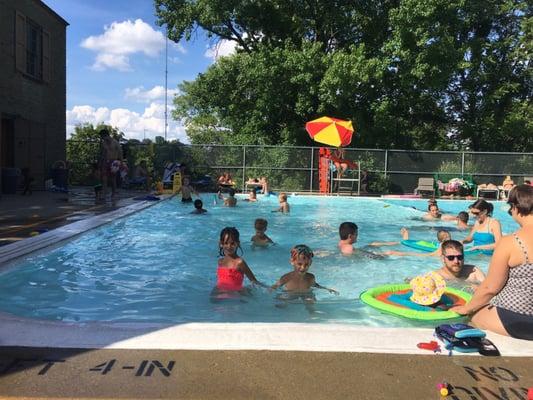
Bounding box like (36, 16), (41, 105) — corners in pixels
(451, 185), (533, 340)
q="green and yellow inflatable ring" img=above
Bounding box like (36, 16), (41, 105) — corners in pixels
(360, 284), (472, 321)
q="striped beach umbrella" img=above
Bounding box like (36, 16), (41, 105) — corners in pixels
(305, 116), (354, 147)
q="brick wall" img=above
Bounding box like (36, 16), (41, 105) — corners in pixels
(0, 0), (67, 189)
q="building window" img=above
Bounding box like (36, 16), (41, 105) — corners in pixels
(16, 11), (50, 82)
(26, 19), (43, 80)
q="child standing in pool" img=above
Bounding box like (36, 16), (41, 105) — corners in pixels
(273, 192), (290, 213)
(251, 218), (274, 247)
(271, 244), (338, 298)
(179, 176), (198, 203)
(338, 222), (358, 255)
(213, 227), (264, 295)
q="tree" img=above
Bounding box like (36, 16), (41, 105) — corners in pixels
(157, 0), (532, 151)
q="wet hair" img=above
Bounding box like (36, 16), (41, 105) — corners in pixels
(428, 203), (440, 212)
(469, 199), (494, 216)
(339, 222), (358, 240)
(290, 244), (314, 260)
(228, 188), (236, 196)
(279, 192), (288, 201)
(507, 184), (533, 216)
(428, 199), (438, 204)
(436, 229), (451, 242)
(441, 240), (464, 254)
(254, 218), (268, 230)
(194, 199), (203, 209)
(99, 128), (109, 137)
(457, 211), (469, 223)
(219, 227), (242, 256)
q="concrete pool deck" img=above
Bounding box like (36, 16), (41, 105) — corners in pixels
(0, 191), (532, 399)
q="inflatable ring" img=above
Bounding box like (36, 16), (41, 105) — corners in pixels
(400, 240), (481, 255)
(360, 284), (472, 321)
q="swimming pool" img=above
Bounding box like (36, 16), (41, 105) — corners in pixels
(0, 195), (518, 328)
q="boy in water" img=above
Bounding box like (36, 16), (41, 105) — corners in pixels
(338, 222), (358, 255)
(271, 245), (338, 306)
(179, 176), (198, 203)
(224, 188), (237, 207)
(456, 211), (470, 230)
(251, 218), (273, 247)
(191, 199), (207, 214)
(273, 192), (290, 213)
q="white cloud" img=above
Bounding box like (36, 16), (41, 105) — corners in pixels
(204, 39), (237, 61)
(66, 103), (188, 143)
(124, 85), (179, 103)
(81, 19), (165, 71)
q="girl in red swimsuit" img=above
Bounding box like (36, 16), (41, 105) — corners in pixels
(213, 227), (264, 296)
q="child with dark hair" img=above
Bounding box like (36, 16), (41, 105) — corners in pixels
(271, 244), (338, 302)
(223, 188), (237, 207)
(338, 222), (358, 255)
(191, 199), (207, 214)
(213, 227), (264, 295)
(456, 211), (470, 230)
(251, 218), (273, 247)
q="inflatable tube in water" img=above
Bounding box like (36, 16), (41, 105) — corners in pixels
(360, 284), (472, 321)
(400, 240), (481, 255)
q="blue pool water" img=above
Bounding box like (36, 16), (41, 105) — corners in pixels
(0, 195), (518, 327)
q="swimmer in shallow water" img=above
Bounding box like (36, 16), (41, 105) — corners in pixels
(337, 222), (384, 259)
(251, 218), (274, 248)
(271, 244), (338, 311)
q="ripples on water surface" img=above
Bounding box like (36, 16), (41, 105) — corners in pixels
(0, 195), (517, 327)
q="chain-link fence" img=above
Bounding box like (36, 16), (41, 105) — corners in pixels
(66, 141), (533, 195)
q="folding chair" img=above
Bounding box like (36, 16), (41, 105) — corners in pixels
(414, 178), (435, 197)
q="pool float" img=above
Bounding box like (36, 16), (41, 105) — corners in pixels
(400, 240), (481, 255)
(360, 284), (472, 320)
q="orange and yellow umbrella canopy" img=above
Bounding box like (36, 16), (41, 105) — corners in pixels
(305, 116), (354, 147)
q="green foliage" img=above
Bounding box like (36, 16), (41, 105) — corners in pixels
(157, 0), (532, 152)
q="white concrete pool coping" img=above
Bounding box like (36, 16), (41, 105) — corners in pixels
(0, 194), (531, 356)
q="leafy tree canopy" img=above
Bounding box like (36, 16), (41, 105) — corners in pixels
(157, 0), (532, 151)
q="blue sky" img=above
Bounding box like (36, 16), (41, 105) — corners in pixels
(44, 0), (235, 142)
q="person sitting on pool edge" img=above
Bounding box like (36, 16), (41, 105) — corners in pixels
(251, 218), (274, 247)
(433, 240), (485, 284)
(191, 199), (207, 214)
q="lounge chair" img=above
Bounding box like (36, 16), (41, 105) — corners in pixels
(414, 178), (435, 197)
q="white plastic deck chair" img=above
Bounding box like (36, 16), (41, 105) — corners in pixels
(414, 177), (435, 197)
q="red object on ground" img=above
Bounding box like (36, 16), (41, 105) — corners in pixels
(417, 341), (441, 351)
(527, 387), (533, 400)
(318, 147), (330, 193)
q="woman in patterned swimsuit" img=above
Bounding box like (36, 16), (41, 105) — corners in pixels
(451, 184), (533, 340)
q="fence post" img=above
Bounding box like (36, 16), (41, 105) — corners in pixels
(384, 150), (388, 178)
(309, 147), (314, 192)
(242, 145), (246, 193)
(461, 152), (465, 176)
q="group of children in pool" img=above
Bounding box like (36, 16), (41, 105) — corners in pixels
(182, 186), (501, 309)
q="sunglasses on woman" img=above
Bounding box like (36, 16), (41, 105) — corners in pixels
(444, 254), (464, 261)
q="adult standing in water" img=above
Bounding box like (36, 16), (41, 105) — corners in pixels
(99, 128), (123, 199)
(451, 185), (533, 340)
(461, 199), (502, 254)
